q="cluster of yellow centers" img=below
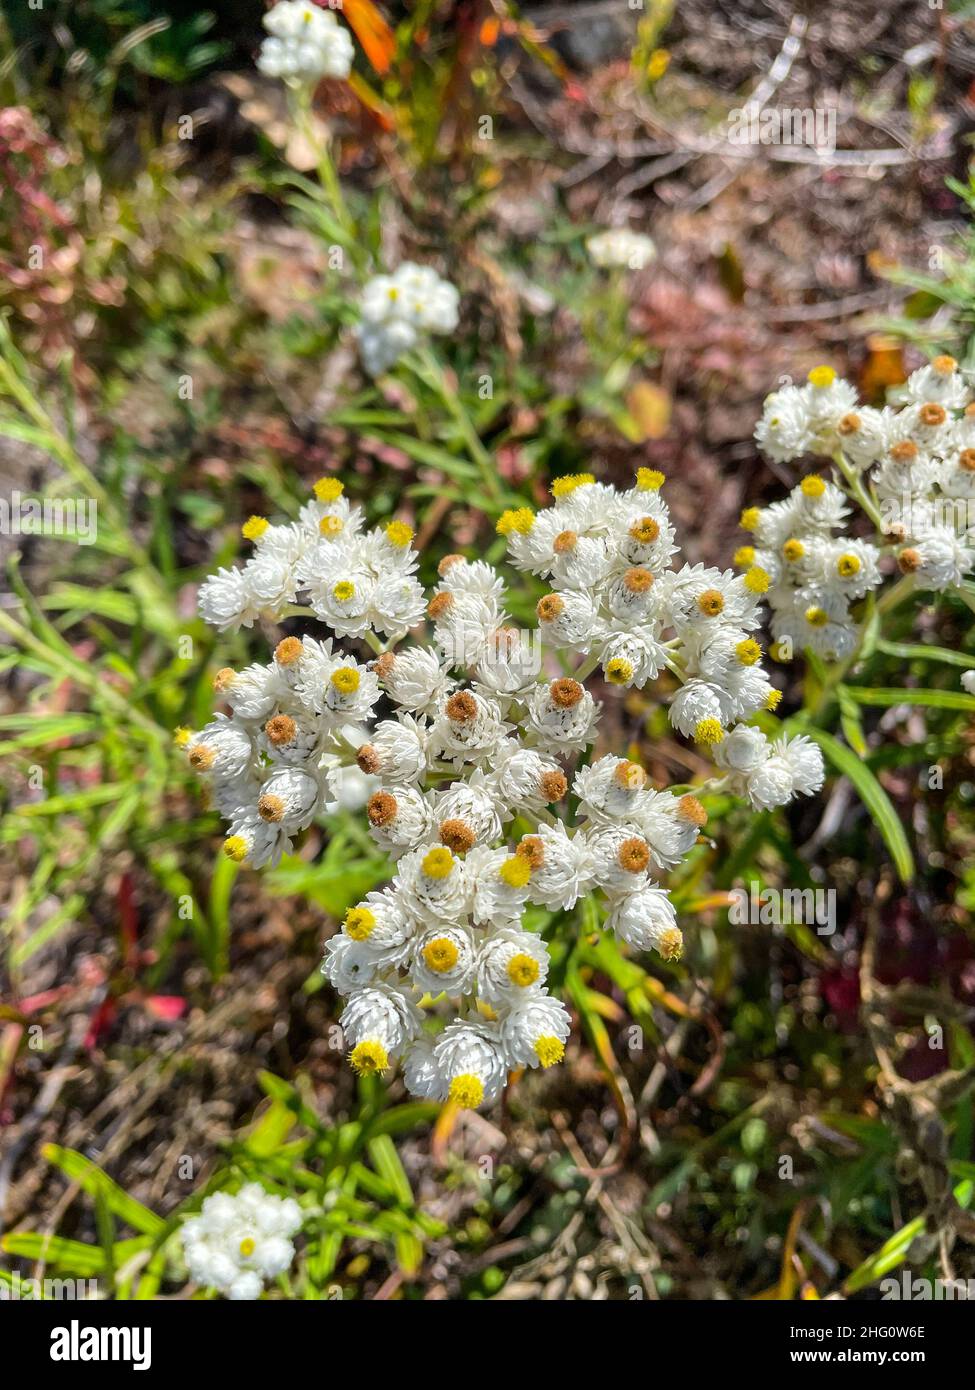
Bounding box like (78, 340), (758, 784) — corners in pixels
(696, 588), (724, 617)
(422, 937), (459, 973)
(329, 665), (360, 694)
(604, 656), (634, 685)
(635, 467), (666, 491)
(507, 954), (539, 988)
(449, 1074), (485, 1109)
(694, 717), (724, 746)
(498, 854), (531, 888)
(534, 1036), (565, 1068)
(350, 1040), (388, 1075)
(496, 506), (535, 536)
(385, 520), (414, 548)
(344, 906), (376, 941)
(421, 847), (455, 880)
(629, 515), (660, 544)
(550, 472), (595, 498)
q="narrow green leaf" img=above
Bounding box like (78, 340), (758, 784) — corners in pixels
(41, 1145), (164, 1237)
(807, 729), (914, 883)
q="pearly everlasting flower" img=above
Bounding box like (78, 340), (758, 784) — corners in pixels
(606, 887), (682, 960)
(341, 981), (424, 1075)
(433, 1019), (509, 1108)
(498, 990), (571, 1070)
(356, 262), (459, 375)
(181, 1184), (302, 1301)
(476, 927), (550, 1005)
(257, 1), (354, 82)
(195, 465), (830, 1107)
(586, 228), (656, 271)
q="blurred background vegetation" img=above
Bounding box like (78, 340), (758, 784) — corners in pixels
(2, 0), (975, 1300)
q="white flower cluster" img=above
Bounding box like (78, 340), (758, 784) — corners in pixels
(753, 361), (975, 635)
(257, 1), (354, 82)
(182, 1184), (302, 1301)
(356, 262), (460, 376)
(737, 474), (883, 662)
(189, 472), (824, 1108)
(586, 228), (656, 271)
(197, 478), (426, 639)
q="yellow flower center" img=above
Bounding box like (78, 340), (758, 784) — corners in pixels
(629, 515), (660, 543)
(344, 906), (376, 941)
(319, 514), (344, 538)
(313, 478), (344, 502)
(805, 606), (829, 628)
(385, 520), (414, 548)
(635, 467), (665, 491)
(332, 580), (356, 602)
(733, 545), (755, 569)
(740, 507), (761, 532)
(507, 954), (540, 988)
(499, 855), (531, 888)
(659, 928), (684, 962)
(241, 515), (268, 541)
(769, 640), (791, 663)
(551, 473), (595, 498)
(496, 507), (535, 536)
(223, 836), (248, 863)
(533, 1036), (564, 1068)
(423, 937), (459, 973)
(735, 638), (762, 666)
(330, 666), (361, 694)
(239, 1237), (256, 1258)
(807, 365), (836, 388)
(694, 718), (724, 746)
(837, 552), (861, 578)
(421, 847), (455, 880)
(188, 743), (216, 772)
(782, 538), (805, 562)
(605, 656), (634, 685)
(766, 689), (783, 711)
(173, 726), (191, 747)
(800, 474), (826, 498)
(697, 588), (724, 617)
(350, 1040), (389, 1075)
(448, 1074), (484, 1109)
(744, 566), (770, 594)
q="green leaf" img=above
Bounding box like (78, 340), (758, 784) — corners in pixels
(837, 686), (868, 757)
(41, 1145), (165, 1237)
(366, 1135), (413, 1206)
(0, 1234), (108, 1276)
(807, 729), (914, 883)
(875, 639), (974, 670)
(844, 687), (975, 712)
